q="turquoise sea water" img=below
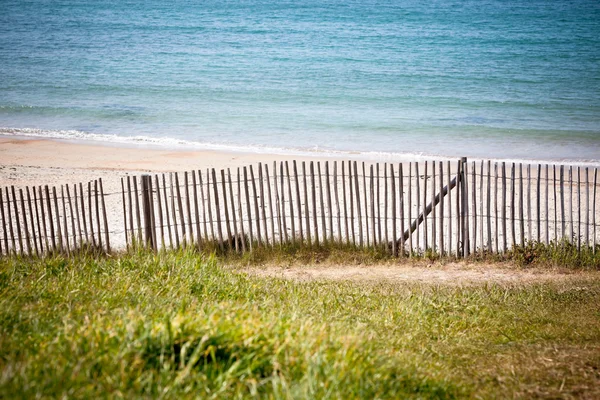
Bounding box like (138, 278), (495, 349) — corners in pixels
(1, 0), (599, 163)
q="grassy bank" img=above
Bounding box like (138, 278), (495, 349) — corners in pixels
(0, 250), (599, 399)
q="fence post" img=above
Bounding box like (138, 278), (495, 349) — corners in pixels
(141, 175), (156, 251)
(460, 157), (467, 258)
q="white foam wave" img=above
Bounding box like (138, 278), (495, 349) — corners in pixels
(1, 127), (599, 167)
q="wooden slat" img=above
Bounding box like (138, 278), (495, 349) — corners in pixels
(585, 167), (589, 247)
(494, 163), (499, 254)
(510, 164), (516, 249)
(65, 185), (76, 251)
(448, 161), (453, 255)
(285, 161), (294, 243)
(258, 164), (268, 246)
(99, 179), (110, 252)
(205, 169), (215, 244)
(569, 166), (573, 242)
(560, 165), (565, 239)
(415, 162), (421, 253)
(94, 180), (102, 249)
(399, 163), (405, 256)
(384, 163), (388, 249)
(220, 169), (233, 248)
(553, 165), (558, 243)
(318, 162), (326, 243)
(43, 186), (52, 252)
(439, 161), (445, 255)
(12, 187), (23, 255)
(228, 169), (239, 251)
(527, 164), (532, 242)
(342, 161), (349, 244)
(237, 168), (246, 252)
(519, 164), (524, 247)
(363, 163), (370, 247)
(376, 163), (381, 246)
(174, 173), (186, 246)
(408, 163), (413, 256)
(354, 161), (362, 247)
(463, 159), (469, 256)
(479, 161), (484, 251)
(54, 186), (64, 252)
(432, 161), (436, 253)
(390, 164), (397, 256)
(126, 177), (133, 246)
(280, 162), (288, 243)
(273, 162), (281, 244)
(349, 160), (355, 246)
(184, 172), (195, 245)
(243, 167), (254, 250)
(486, 161), (491, 252)
(192, 171), (201, 245)
(537, 164), (542, 243)
(121, 179), (129, 249)
(148, 177), (157, 250)
(163, 174), (173, 249)
(326, 162), (334, 242)
(265, 164), (275, 247)
(423, 161), (428, 251)
(334, 161), (342, 243)
(471, 161), (476, 253)
(26, 187), (39, 256)
(59, 187), (69, 254)
(133, 178), (142, 245)
(33, 187), (44, 254)
(457, 161), (462, 256)
(501, 163), (507, 252)
(250, 165), (261, 246)
(0, 188), (7, 255)
(592, 168), (597, 253)
(7, 187), (17, 254)
(292, 161), (302, 243)
(577, 167), (581, 251)
(303, 162), (311, 246)
(370, 165), (376, 248)
(310, 162), (319, 245)
(545, 165), (549, 245)
(19, 189), (32, 255)
(197, 171), (208, 243)
(170, 173), (180, 247)
(155, 175), (165, 249)
(211, 169), (224, 251)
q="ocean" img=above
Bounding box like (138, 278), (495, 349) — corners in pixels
(1, 0), (599, 164)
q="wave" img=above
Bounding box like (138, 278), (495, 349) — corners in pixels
(1, 127), (599, 167)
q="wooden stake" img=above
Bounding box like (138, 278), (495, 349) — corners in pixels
(65, 185), (75, 251)
(163, 174), (173, 249)
(471, 161), (476, 253)
(326, 162), (333, 242)
(228, 169), (239, 251)
(0, 188), (6, 255)
(577, 166), (581, 252)
(408, 163), (413, 256)
(244, 166), (253, 250)
(155, 175), (165, 250)
(553, 165), (558, 243)
(486, 161), (491, 252)
(265, 164), (275, 247)
(184, 172), (195, 245)
(318, 162), (327, 243)
(377, 163), (381, 245)
(205, 169), (215, 245)
(27, 187), (39, 256)
(527, 164), (532, 242)
(20, 189), (32, 255)
(54, 186), (64, 252)
(170, 173), (180, 247)
(592, 168), (597, 253)
(60, 187), (70, 254)
(94, 180), (102, 249)
(250, 165), (261, 246)
(457, 161), (462, 256)
(192, 171), (201, 245)
(560, 165), (565, 239)
(546, 165), (549, 246)
(342, 161), (349, 244)
(448, 161), (453, 255)
(220, 169), (232, 248)
(537, 164), (542, 243)
(280, 162), (288, 243)
(569, 166), (573, 242)
(121, 179), (129, 249)
(349, 160), (355, 246)
(34, 187), (44, 254)
(258, 164), (268, 246)
(384, 163), (388, 249)
(303, 162), (312, 246)
(211, 169), (224, 251)
(310, 162), (319, 245)
(174, 173), (186, 246)
(399, 163), (405, 256)
(362, 163), (369, 247)
(99, 179), (110, 252)
(479, 161), (484, 251)
(11, 187), (23, 255)
(286, 161), (295, 243)
(432, 161), (436, 253)
(416, 162), (421, 253)
(390, 164), (397, 256)
(7, 187), (17, 254)
(510, 164), (516, 249)
(334, 161), (342, 243)
(370, 165), (376, 248)
(126, 177), (133, 246)
(439, 161), (445, 255)
(41, 186), (50, 252)
(585, 167), (589, 247)
(197, 171), (208, 243)
(423, 161), (428, 251)
(519, 164), (524, 247)
(237, 168), (246, 252)
(354, 161), (362, 247)
(273, 162), (281, 244)
(501, 163), (507, 252)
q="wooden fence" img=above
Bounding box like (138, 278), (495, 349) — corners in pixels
(0, 179), (111, 256)
(1, 158), (599, 257)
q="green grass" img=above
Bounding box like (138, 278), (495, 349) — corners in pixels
(0, 249), (599, 399)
